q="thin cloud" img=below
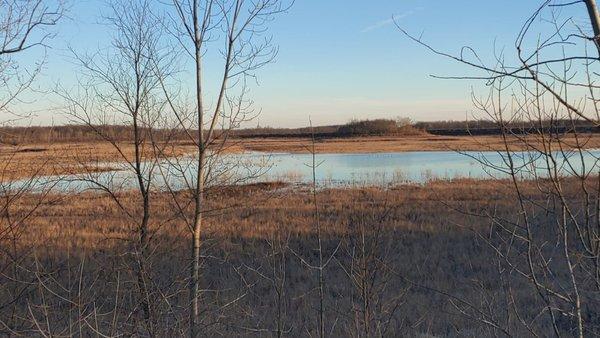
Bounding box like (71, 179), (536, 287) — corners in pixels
(361, 7), (423, 33)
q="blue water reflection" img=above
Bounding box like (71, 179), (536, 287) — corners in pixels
(12, 149), (600, 192)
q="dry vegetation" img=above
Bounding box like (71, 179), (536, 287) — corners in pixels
(2, 177), (595, 336)
(236, 133), (600, 153)
(15, 179), (497, 247)
(0, 142), (198, 179)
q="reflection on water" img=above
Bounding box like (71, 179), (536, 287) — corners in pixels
(260, 150), (600, 185)
(12, 150), (600, 192)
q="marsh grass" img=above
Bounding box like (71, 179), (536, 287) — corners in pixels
(1, 177), (593, 335)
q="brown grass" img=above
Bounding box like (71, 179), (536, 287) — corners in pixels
(0, 142), (197, 180)
(13, 178), (531, 250)
(1, 177), (593, 336)
(238, 133), (600, 153)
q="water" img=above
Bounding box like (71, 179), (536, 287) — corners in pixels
(261, 150), (600, 184)
(11, 149), (600, 192)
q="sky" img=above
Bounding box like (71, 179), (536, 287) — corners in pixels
(8, 0), (596, 127)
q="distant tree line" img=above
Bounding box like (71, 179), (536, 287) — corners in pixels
(336, 118), (421, 136)
(0, 125), (189, 145)
(2, 118), (599, 145)
(0, 119), (422, 144)
(415, 119), (600, 135)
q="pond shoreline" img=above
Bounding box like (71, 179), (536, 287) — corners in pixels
(3, 134), (600, 180)
(9, 148), (600, 194)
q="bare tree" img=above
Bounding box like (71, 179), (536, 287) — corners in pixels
(58, 1), (179, 334)
(161, 0), (288, 335)
(398, 1), (600, 336)
(0, 1), (64, 335)
(0, 0), (64, 124)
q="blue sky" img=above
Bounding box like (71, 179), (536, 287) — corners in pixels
(13, 0), (594, 127)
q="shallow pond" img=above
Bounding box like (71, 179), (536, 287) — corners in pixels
(13, 149), (600, 192)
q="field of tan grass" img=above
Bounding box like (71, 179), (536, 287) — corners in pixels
(0, 142), (197, 180)
(3, 177), (588, 336)
(237, 133), (600, 153)
(21, 179), (511, 249)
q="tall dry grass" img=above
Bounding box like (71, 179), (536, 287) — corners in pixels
(1, 177), (593, 336)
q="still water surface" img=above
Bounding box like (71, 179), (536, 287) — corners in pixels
(16, 150), (600, 192)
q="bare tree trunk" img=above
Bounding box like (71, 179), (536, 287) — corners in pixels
(190, 44), (205, 338)
(190, 1), (205, 336)
(133, 116), (154, 334)
(311, 139), (325, 338)
(585, 0), (600, 55)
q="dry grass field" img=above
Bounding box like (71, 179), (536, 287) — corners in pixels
(238, 133), (600, 153)
(3, 177), (593, 336)
(18, 179), (508, 248)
